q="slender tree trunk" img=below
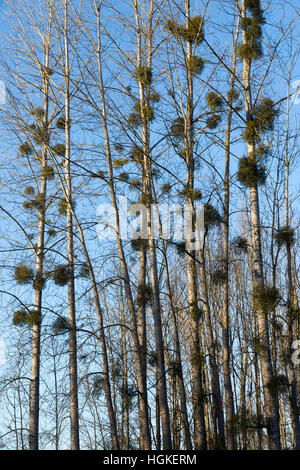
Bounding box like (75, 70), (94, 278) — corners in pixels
(240, 0), (281, 450)
(64, 0), (80, 450)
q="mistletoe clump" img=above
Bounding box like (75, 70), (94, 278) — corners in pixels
(133, 102), (154, 122)
(178, 186), (202, 201)
(19, 142), (33, 156)
(131, 238), (149, 251)
(237, 157), (266, 187)
(205, 92), (223, 112)
(13, 309), (40, 327)
(135, 65), (152, 86)
(253, 284), (280, 314)
(56, 116), (70, 129)
(267, 374), (289, 396)
(127, 112), (142, 128)
(238, 0), (265, 61)
(252, 98), (279, 132)
(26, 310), (41, 327)
(211, 267), (227, 285)
(165, 16), (204, 44)
(168, 360), (181, 378)
(29, 124), (49, 145)
(30, 107), (44, 121)
(129, 145), (144, 163)
(42, 165), (55, 180)
(204, 203), (222, 227)
(13, 309), (28, 327)
(274, 226), (295, 248)
(52, 316), (69, 334)
(187, 55), (204, 75)
(190, 302), (204, 323)
(170, 117), (185, 139)
(53, 143), (66, 157)
(24, 186), (35, 196)
(14, 263), (34, 284)
(232, 236), (249, 253)
(58, 198), (68, 216)
(136, 283), (152, 307)
(33, 274), (46, 291)
(52, 265), (70, 286)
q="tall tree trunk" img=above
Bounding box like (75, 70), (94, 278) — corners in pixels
(240, 0), (281, 450)
(64, 0), (80, 450)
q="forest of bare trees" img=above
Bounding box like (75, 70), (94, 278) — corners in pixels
(0, 0), (299, 452)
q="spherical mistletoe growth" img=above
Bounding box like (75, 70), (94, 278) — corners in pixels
(176, 241), (186, 255)
(204, 203), (222, 228)
(252, 98), (279, 132)
(237, 157), (266, 187)
(274, 226), (295, 248)
(26, 310), (41, 327)
(164, 19), (180, 36)
(232, 236), (248, 253)
(170, 117), (185, 139)
(14, 263), (34, 284)
(23, 193), (46, 211)
(190, 302), (204, 323)
(180, 16), (204, 44)
(253, 284), (280, 314)
(187, 55), (204, 75)
(53, 266), (70, 286)
(58, 198), (68, 216)
(13, 309), (28, 327)
(131, 238), (149, 251)
(56, 116), (70, 129)
(33, 275), (46, 291)
(53, 143), (66, 157)
(168, 360), (181, 378)
(52, 316), (69, 334)
(244, 17), (263, 41)
(113, 158), (127, 169)
(267, 375), (289, 396)
(135, 65), (152, 86)
(24, 186), (35, 196)
(241, 120), (257, 145)
(19, 142), (33, 156)
(237, 41), (262, 61)
(129, 145), (144, 163)
(42, 165), (55, 180)
(30, 107), (44, 121)
(128, 112), (142, 128)
(206, 114), (221, 129)
(30, 124), (49, 145)
(178, 186), (202, 201)
(211, 267), (227, 285)
(205, 92), (223, 112)
(245, 0), (265, 24)
(136, 283), (152, 307)
(133, 102), (155, 122)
